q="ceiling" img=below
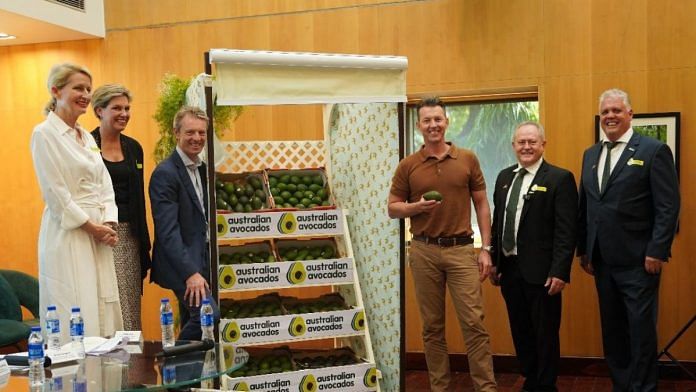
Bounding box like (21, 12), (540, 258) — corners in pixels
(0, 4), (101, 47)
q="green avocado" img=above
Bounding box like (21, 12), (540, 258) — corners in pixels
(423, 190), (443, 201)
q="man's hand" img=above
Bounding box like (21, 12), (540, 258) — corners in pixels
(545, 277), (566, 295)
(413, 198), (439, 215)
(579, 254), (594, 275)
(184, 273), (210, 307)
(477, 249), (492, 282)
(645, 256), (665, 275)
(489, 265), (501, 286)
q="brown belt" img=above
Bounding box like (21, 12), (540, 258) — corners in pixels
(412, 235), (474, 247)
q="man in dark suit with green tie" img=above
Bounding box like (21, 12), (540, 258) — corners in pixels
(577, 88), (680, 391)
(491, 121), (578, 392)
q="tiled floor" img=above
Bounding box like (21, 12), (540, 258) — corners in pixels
(404, 370), (696, 391)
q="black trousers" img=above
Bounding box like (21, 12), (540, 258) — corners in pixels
(500, 258), (561, 392)
(593, 248), (660, 392)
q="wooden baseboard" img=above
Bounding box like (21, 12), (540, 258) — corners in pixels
(405, 352), (696, 380)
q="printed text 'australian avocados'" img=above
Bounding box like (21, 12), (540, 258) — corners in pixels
(422, 190), (443, 201)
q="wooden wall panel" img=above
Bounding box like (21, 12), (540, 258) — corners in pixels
(2, 0), (695, 359)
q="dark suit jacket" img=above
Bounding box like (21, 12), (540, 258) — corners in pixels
(149, 151), (209, 292)
(491, 160), (578, 284)
(577, 132), (680, 265)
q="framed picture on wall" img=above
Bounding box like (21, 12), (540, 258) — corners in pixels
(594, 112), (680, 176)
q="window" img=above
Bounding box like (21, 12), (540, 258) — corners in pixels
(405, 99), (539, 241)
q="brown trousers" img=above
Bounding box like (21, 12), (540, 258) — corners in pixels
(409, 241), (497, 392)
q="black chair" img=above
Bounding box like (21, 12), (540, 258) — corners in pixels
(0, 269), (39, 352)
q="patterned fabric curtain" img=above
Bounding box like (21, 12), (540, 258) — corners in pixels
(327, 103), (401, 391)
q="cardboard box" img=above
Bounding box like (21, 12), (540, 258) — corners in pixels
(220, 346), (379, 391)
(221, 360), (378, 391)
(274, 237), (340, 261)
(266, 168), (335, 210)
(215, 171), (273, 212)
(218, 241), (280, 291)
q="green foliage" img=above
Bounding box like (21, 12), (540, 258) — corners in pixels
(153, 74), (189, 163)
(153, 74), (243, 163)
(633, 124), (667, 143)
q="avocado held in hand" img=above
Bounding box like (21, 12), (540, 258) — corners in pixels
(423, 190), (443, 201)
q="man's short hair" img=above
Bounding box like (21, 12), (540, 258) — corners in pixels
(416, 97), (447, 120)
(599, 88), (632, 111)
(173, 106), (209, 133)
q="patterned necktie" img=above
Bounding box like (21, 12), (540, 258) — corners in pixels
(189, 165), (205, 211)
(502, 168), (527, 253)
(600, 141), (618, 193)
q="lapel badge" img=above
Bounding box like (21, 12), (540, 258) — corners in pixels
(531, 184), (547, 192)
(627, 158), (644, 166)
(629, 147), (635, 152)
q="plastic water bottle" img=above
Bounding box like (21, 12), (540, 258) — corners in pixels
(160, 298), (175, 348)
(45, 305), (61, 351)
(162, 362), (176, 384)
(69, 307), (85, 359)
(200, 298), (215, 341)
(28, 326), (46, 387)
(72, 359), (86, 392)
(49, 376), (63, 392)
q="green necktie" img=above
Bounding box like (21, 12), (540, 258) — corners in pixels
(600, 141), (618, 193)
(502, 168), (527, 253)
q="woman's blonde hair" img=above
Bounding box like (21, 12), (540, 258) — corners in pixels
(92, 84), (132, 119)
(44, 63), (92, 115)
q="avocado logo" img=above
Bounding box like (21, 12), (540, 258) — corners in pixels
(222, 321), (241, 343)
(222, 344), (235, 369)
(232, 381), (249, 391)
(277, 212), (297, 234)
(351, 310), (366, 331)
(286, 262), (307, 284)
(363, 367), (378, 388)
(288, 316), (306, 337)
(219, 266), (237, 289)
(299, 373), (317, 392)
(217, 214), (229, 237)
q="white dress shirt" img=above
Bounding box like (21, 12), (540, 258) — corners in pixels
(598, 128), (633, 189)
(503, 157), (543, 256)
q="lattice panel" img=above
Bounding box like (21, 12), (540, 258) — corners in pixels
(216, 140), (327, 173)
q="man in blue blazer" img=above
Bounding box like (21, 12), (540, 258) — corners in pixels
(491, 121), (577, 392)
(578, 89), (680, 391)
(150, 106), (218, 340)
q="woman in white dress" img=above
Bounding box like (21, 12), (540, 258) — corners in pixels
(31, 63), (124, 341)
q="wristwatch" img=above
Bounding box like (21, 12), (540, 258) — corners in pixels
(482, 245), (493, 252)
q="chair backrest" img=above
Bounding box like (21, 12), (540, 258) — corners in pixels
(0, 270), (39, 319)
(0, 273), (22, 321)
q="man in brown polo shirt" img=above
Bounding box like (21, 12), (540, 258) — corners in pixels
(388, 97), (497, 391)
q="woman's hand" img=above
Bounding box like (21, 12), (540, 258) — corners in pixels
(81, 220), (119, 247)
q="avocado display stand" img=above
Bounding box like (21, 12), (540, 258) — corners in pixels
(215, 207), (378, 391)
(203, 49), (407, 391)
